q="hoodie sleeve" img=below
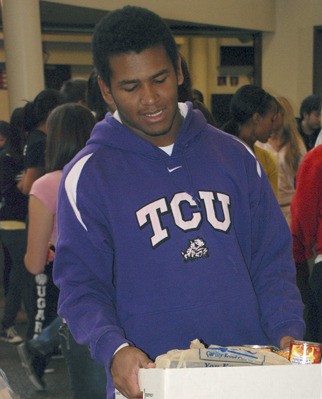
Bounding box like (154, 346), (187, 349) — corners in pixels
(244, 155), (305, 346)
(53, 154), (132, 371)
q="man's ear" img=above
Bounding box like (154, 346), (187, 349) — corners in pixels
(98, 76), (114, 106)
(252, 112), (261, 125)
(176, 55), (184, 86)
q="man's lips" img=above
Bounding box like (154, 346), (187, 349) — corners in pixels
(145, 110), (163, 118)
(141, 109), (166, 123)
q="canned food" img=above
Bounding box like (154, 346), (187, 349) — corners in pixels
(289, 340), (322, 365)
(243, 345), (278, 352)
(273, 349), (290, 360)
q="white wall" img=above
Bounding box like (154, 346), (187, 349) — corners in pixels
(43, 0), (276, 31)
(262, 0), (322, 113)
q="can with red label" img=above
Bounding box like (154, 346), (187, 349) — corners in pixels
(289, 340), (322, 365)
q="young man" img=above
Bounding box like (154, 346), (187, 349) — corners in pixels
(296, 94), (321, 150)
(53, 6), (304, 399)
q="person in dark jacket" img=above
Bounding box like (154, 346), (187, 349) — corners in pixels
(296, 94), (321, 150)
(0, 108), (28, 343)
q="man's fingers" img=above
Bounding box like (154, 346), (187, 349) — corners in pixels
(144, 361), (156, 369)
(111, 347), (153, 398)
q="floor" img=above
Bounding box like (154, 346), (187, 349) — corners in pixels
(0, 273), (73, 399)
(0, 334), (73, 399)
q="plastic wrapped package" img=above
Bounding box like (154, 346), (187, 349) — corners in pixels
(155, 339), (290, 368)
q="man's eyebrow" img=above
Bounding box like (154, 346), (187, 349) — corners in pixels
(151, 69), (169, 79)
(118, 69), (170, 87)
(118, 78), (138, 87)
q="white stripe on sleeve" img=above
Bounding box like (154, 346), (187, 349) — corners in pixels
(64, 153), (93, 231)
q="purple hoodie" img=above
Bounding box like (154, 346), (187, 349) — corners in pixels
(54, 103), (304, 398)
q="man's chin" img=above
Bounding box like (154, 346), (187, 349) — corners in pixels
(143, 129), (170, 138)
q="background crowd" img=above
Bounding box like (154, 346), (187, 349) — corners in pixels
(0, 9), (321, 397)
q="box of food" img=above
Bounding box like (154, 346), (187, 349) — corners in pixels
(116, 364), (322, 399)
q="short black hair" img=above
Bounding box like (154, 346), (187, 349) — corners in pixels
(60, 78), (88, 103)
(222, 85), (276, 136)
(299, 94), (321, 119)
(92, 6), (179, 87)
(22, 89), (67, 132)
(192, 89), (204, 104)
(230, 85), (275, 123)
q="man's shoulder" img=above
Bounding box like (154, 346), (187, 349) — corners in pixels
(61, 142), (109, 194)
(205, 125), (247, 150)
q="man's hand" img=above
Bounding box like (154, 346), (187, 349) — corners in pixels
(279, 336), (294, 350)
(111, 346), (155, 399)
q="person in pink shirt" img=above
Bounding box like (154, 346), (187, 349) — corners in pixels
(18, 103), (106, 397)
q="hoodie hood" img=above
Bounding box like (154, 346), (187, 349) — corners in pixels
(86, 102), (208, 159)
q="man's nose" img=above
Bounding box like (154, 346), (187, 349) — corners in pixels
(141, 83), (158, 105)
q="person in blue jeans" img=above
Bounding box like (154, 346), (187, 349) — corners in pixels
(60, 321), (107, 398)
(18, 316), (107, 397)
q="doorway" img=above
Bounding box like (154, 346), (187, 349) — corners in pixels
(313, 26), (322, 96)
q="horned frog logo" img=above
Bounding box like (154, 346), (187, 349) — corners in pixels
(181, 237), (209, 262)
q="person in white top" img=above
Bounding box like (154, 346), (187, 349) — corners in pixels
(314, 129), (322, 147)
(257, 96), (307, 225)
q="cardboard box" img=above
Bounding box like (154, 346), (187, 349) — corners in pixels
(115, 364), (322, 399)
